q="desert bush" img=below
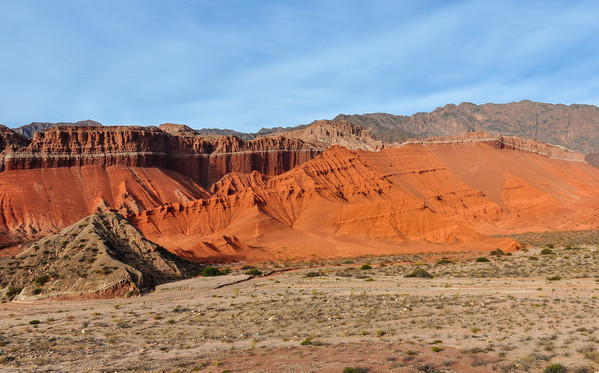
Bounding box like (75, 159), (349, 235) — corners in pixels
(304, 271), (323, 278)
(300, 337), (312, 345)
(541, 248), (554, 255)
(343, 368), (368, 373)
(240, 264), (254, 270)
(543, 363), (566, 373)
(201, 267), (224, 277)
(490, 249), (505, 256)
(437, 259), (452, 264)
(5, 286), (22, 300)
(405, 268), (433, 278)
(29, 320), (40, 325)
(547, 276), (562, 281)
(476, 257), (490, 263)
(360, 264), (372, 270)
(33, 274), (50, 287)
(245, 268), (262, 276)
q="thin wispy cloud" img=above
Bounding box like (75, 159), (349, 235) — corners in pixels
(1, 0), (598, 130)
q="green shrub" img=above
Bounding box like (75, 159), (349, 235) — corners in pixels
(29, 320), (40, 325)
(490, 249), (505, 256)
(5, 286), (22, 300)
(431, 346), (442, 352)
(342, 368), (360, 373)
(541, 248), (554, 255)
(201, 267), (224, 277)
(528, 256), (539, 261)
(476, 257), (490, 263)
(300, 337), (312, 346)
(304, 271), (323, 278)
(543, 363), (566, 373)
(547, 276), (562, 281)
(240, 264), (254, 270)
(437, 259), (452, 264)
(405, 268), (433, 278)
(245, 268), (262, 276)
(546, 243), (555, 249)
(360, 264), (372, 270)
(33, 274), (50, 287)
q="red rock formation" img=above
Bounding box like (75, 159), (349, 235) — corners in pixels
(130, 138), (599, 263)
(0, 126), (322, 188)
(0, 165), (208, 248)
(405, 131), (585, 161)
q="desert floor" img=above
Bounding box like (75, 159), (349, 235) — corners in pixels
(2, 245), (599, 372)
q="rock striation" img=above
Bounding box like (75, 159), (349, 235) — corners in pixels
(0, 125), (322, 188)
(0, 212), (202, 301)
(403, 131), (585, 162)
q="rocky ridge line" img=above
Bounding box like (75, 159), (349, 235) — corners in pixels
(401, 131), (585, 162)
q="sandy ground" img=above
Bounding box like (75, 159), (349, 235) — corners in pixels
(2, 246), (599, 372)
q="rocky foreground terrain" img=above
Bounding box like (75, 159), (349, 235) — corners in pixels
(2, 244), (599, 372)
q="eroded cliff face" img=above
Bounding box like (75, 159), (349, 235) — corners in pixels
(0, 125), (323, 247)
(0, 125), (322, 188)
(130, 138), (599, 263)
(0, 165), (209, 248)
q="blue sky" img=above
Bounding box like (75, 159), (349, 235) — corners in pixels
(1, 1), (599, 131)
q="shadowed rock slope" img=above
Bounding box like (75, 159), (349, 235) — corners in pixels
(0, 212), (202, 301)
(335, 100), (599, 154)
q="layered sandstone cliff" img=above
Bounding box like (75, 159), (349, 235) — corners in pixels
(0, 125), (322, 188)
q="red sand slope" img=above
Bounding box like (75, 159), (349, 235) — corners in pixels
(0, 165), (207, 247)
(128, 137), (599, 263)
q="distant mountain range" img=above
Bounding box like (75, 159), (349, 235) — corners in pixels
(10, 100), (599, 155)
